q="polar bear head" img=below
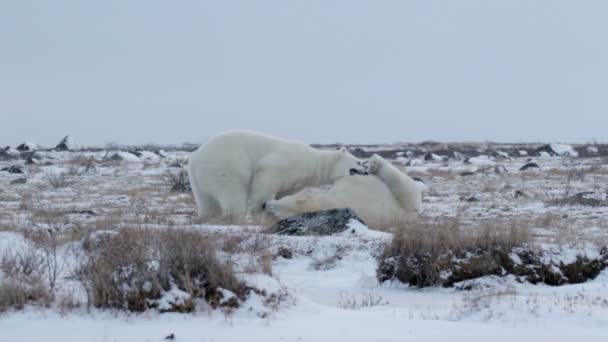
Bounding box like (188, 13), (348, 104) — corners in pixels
(366, 153), (385, 175)
(331, 147), (366, 179)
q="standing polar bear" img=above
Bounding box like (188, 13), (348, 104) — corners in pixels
(263, 154), (422, 230)
(187, 130), (365, 223)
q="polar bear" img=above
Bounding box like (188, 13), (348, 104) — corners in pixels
(263, 154), (422, 230)
(187, 130), (365, 223)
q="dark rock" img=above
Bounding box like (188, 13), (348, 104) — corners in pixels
(1, 165), (24, 174)
(378, 245), (608, 288)
(514, 190), (527, 198)
(276, 246), (294, 259)
(465, 196), (480, 203)
(128, 150), (142, 157)
(489, 150), (510, 160)
(494, 165), (508, 174)
(0, 150), (17, 161)
(16, 143), (30, 152)
(10, 178), (27, 185)
(164, 334), (175, 340)
(536, 145), (559, 157)
(412, 177), (424, 184)
(424, 152), (435, 161)
(268, 208), (365, 236)
(64, 209), (98, 216)
(109, 153), (124, 161)
(155, 149), (168, 158)
(55, 135), (70, 151)
(460, 171), (476, 177)
(519, 162), (540, 171)
(351, 147), (368, 158)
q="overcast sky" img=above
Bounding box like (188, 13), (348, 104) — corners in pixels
(1, 1), (607, 147)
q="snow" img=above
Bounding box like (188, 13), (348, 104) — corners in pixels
(1, 143), (608, 341)
(551, 144), (578, 157)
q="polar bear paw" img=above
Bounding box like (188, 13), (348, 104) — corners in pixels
(367, 158), (381, 175)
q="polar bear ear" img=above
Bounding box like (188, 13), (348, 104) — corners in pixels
(339, 146), (348, 153)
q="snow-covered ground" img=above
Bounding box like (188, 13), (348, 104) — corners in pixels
(1, 144), (608, 341)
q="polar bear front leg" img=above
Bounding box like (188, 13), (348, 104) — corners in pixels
(247, 170), (281, 217)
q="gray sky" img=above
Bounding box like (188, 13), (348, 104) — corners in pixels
(1, 1), (607, 147)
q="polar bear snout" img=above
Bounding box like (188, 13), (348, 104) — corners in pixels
(349, 168), (368, 176)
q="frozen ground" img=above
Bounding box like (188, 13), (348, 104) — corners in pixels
(1, 143), (608, 341)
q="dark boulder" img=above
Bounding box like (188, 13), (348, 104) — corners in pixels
(55, 135), (70, 151)
(460, 171), (476, 177)
(0, 150), (17, 161)
(519, 162), (540, 171)
(268, 208), (365, 236)
(1, 165), (24, 174)
(10, 177), (27, 185)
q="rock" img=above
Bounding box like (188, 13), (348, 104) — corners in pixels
(536, 144), (578, 157)
(0, 150), (17, 161)
(519, 162), (540, 171)
(489, 150), (510, 160)
(514, 190), (527, 198)
(412, 176), (424, 184)
(268, 208), (365, 236)
(553, 192), (608, 207)
(56, 135), (71, 151)
(1, 165), (24, 174)
(494, 165), (508, 174)
(64, 209), (98, 216)
(460, 171), (476, 177)
(16, 142), (36, 152)
(424, 153), (447, 162)
(351, 148), (367, 158)
(406, 159), (424, 167)
(168, 161), (182, 168)
(155, 149), (168, 158)
(518, 150), (528, 156)
(464, 196), (480, 202)
(10, 178), (27, 185)
(276, 246), (294, 259)
(452, 151), (465, 161)
(587, 146), (599, 154)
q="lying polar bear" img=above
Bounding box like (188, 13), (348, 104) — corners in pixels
(187, 130), (365, 223)
(263, 154), (423, 230)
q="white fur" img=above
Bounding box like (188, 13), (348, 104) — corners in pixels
(367, 153), (421, 213)
(264, 154), (422, 230)
(187, 130), (364, 222)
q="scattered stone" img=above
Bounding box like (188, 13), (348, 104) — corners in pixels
(412, 176), (424, 184)
(518, 150), (528, 156)
(494, 165), (508, 174)
(452, 151), (465, 161)
(464, 196), (480, 203)
(276, 246), (294, 259)
(0, 150), (17, 161)
(1, 165), (24, 174)
(65, 209), (98, 216)
(16, 142), (36, 152)
(351, 147), (367, 158)
(155, 149), (168, 158)
(514, 190), (527, 198)
(378, 245), (608, 288)
(460, 171), (475, 177)
(519, 162), (540, 171)
(268, 208), (364, 236)
(10, 178), (27, 185)
(424, 152), (441, 161)
(406, 159), (424, 167)
(489, 150), (510, 160)
(55, 135), (70, 151)
(165, 334), (175, 340)
(536, 144), (578, 157)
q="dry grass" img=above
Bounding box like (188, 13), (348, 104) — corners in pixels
(0, 247), (53, 312)
(377, 218), (531, 287)
(75, 228), (246, 312)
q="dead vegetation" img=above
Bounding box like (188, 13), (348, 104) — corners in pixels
(75, 228), (246, 312)
(377, 219), (608, 288)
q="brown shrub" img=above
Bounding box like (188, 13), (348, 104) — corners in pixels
(76, 228), (246, 312)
